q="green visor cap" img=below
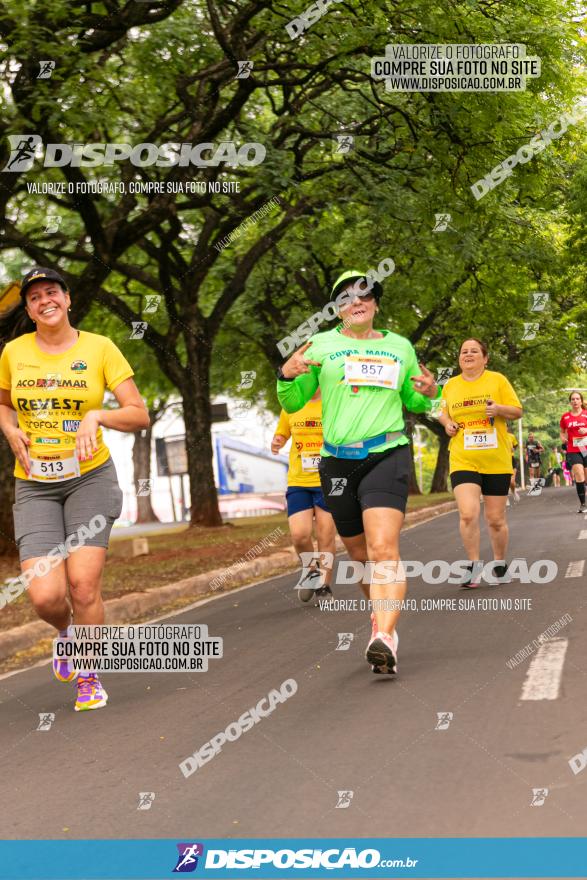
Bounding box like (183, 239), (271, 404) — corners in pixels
(330, 269), (383, 303)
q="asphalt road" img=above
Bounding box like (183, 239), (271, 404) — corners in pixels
(1, 486), (586, 847)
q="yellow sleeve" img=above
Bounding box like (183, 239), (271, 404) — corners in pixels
(103, 338), (134, 391)
(275, 410), (291, 440)
(440, 380), (453, 417)
(0, 346), (11, 390)
(498, 374), (522, 409)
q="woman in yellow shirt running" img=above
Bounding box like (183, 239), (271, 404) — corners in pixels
(0, 266), (149, 712)
(271, 390), (336, 603)
(438, 338), (523, 587)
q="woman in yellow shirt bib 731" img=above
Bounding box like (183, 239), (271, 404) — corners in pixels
(438, 338), (522, 588)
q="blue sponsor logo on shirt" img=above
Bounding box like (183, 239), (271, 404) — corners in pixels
(63, 419), (81, 432)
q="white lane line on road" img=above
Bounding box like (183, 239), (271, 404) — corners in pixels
(565, 560), (585, 578)
(579, 530), (587, 540)
(520, 639), (568, 701)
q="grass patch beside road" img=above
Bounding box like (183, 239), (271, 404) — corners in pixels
(406, 491), (453, 510)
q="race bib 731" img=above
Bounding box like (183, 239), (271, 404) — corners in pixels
(301, 454), (320, 472)
(463, 429), (498, 450)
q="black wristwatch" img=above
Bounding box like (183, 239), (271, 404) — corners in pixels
(276, 367), (294, 382)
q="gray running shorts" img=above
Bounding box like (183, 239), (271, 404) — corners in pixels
(13, 457), (123, 562)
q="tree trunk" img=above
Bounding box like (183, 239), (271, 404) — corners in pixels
(183, 342), (222, 527)
(132, 424), (159, 523)
(404, 412), (422, 495)
(0, 435), (16, 555)
(430, 430), (450, 493)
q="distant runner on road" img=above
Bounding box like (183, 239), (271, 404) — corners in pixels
(525, 432), (544, 483)
(506, 430), (520, 503)
(560, 391), (587, 513)
(550, 446), (563, 488)
(276, 269), (440, 675)
(438, 338), (523, 588)
(271, 389), (336, 603)
(561, 442), (573, 486)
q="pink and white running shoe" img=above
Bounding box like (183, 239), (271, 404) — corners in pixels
(366, 630), (399, 675)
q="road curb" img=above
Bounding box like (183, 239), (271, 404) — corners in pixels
(403, 499), (457, 528)
(0, 500), (456, 662)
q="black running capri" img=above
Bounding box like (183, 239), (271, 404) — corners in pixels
(450, 470), (511, 496)
(318, 445), (411, 538)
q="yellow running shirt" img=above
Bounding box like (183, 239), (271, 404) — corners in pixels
(0, 331), (134, 479)
(506, 433), (518, 457)
(441, 370), (522, 475)
(275, 399), (323, 488)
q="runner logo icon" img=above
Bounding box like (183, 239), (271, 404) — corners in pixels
(137, 792), (155, 810)
(436, 367), (454, 385)
(334, 134), (354, 154)
(433, 213), (452, 232)
(2, 135), (41, 172)
(435, 712), (453, 730)
(38, 61), (55, 79)
(144, 294), (161, 313)
(173, 843), (204, 872)
(236, 60), (253, 79)
(130, 322), (148, 340)
(37, 712), (55, 731)
(335, 790), (354, 808)
(530, 788), (549, 807)
(329, 477), (347, 496)
(239, 370), (256, 389)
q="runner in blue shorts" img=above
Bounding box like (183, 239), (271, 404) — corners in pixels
(271, 390), (336, 603)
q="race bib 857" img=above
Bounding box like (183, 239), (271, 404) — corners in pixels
(344, 356), (400, 390)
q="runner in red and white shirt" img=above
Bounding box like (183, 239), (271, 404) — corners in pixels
(560, 391), (587, 513)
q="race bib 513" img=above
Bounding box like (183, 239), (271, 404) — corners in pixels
(29, 451), (81, 482)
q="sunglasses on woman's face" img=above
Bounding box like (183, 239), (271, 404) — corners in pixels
(343, 289), (376, 303)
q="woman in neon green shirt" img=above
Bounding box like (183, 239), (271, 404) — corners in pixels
(277, 270), (439, 676)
